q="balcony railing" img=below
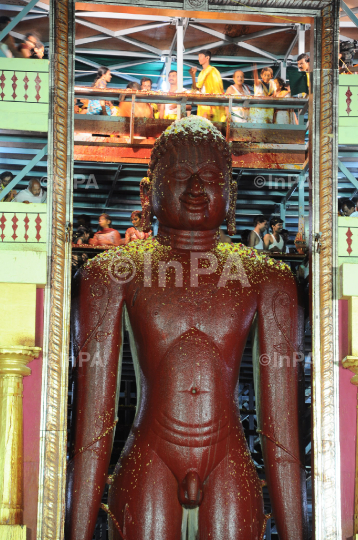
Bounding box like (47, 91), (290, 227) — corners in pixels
(0, 58), (49, 132)
(338, 215), (358, 299)
(74, 86), (308, 169)
(0, 202), (47, 285)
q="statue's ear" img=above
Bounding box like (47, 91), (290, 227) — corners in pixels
(139, 177), (152, 232)
(226, 179), (237, 236)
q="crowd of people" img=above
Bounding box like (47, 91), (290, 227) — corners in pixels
(74, 49), (310, 125)
(0, 18), (45, 59)
(71, 209), (297, 255)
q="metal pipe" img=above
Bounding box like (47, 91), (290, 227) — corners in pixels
(298, 24), (306, 55)
(177, 19), (184, 92)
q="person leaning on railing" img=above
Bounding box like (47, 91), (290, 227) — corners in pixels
(87, 67), (113, 116)
(225, 70), (251, 123)
(141, 77), (159, 119)
(273, 77), (298, 125)
(159, 70), (191, 120)
(111, 82), (153, 118)
(12, 178), (46, 203)
(249, 65), (275, 124)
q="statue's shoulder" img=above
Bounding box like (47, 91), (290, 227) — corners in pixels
(82, 238), (169, 281)
(214, 242), (293, 285)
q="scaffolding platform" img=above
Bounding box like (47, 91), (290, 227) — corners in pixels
(74, 88), (308, 169)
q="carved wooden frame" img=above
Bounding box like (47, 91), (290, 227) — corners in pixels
(37, 0), (341, 538)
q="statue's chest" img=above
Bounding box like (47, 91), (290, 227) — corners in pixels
(125, 276), (257, 348)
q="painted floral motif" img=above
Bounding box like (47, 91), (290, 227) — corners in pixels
(24, 214), (30, 242)
(11, 72), (18, 100)
(346, 87), (352, 116)
(0, 71), (5, 101)
(35, 214), (42, 241)
(11, 214), (18, 241)
(346, 227), (353, 255)
(23, 74), (29, 101)
(35, 73), (41, 102)
(0, 213), (6, 241)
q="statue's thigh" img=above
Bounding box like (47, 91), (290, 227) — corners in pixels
(108, 447), (182, 540)
(199, 449), (266, 540)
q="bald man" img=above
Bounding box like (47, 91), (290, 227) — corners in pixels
(12, 178), (47, 203)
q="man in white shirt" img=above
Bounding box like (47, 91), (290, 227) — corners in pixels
(12, 178), (47, 203)
(247, 215), (268, 251)
(264, 217), (285, 252)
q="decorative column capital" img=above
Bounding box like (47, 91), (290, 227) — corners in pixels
(0, 346), (41, 377)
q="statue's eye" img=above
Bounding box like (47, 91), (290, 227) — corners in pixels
(199, 168), (219, 182)
(173, 168), (191, 181)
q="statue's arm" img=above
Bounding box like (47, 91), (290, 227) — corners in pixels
(257, 269), (308, 539)
(65, 264), (124, 540)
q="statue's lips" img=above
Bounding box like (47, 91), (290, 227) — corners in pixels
(180, 196), (208, 212)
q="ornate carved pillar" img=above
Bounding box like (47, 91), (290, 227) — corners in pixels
(36, 0), (74, 536)
(0, 346), (41, 539)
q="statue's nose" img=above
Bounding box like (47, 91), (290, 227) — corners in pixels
(186, 173), (205, 197)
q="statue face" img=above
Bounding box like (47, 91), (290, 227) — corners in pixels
(152, 143), (230, 231)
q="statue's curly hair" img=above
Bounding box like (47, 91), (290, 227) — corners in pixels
(147, 125), (232, 182)
(141, 118), (237, 235)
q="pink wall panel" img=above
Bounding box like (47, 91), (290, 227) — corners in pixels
(23, 288), (44, 539)
(339, 299), (356, 539)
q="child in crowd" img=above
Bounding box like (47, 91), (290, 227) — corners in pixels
(273, 77), (297, 125)
(124, 211), (152, 244)
(87, 67), (113, 116)
(250, 65), (275, 123)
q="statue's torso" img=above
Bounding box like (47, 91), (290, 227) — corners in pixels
(122, 249), (259, 477)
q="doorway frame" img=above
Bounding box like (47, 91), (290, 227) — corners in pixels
(36, 1), (341, 538)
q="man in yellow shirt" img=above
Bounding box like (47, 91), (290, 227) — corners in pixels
(189, 50), (225, 122)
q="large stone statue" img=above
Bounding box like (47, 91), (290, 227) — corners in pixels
(66, 117), (307, 540)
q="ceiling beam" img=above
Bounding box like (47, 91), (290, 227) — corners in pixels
(75, 18), (170, 39)
(338, 160), (358, 190)
(75, 49), (160, 59)
(194, 18), (295, 27)
(189, 23), (278, 61)
(74, 60), (156, 80)
(118, 36), (163, 55)
(341, 1), (358, 28)
(0, 0), (40, 41)
(75, 56), (143, 86)
(75, 19), (165, 55)
(284, 28), (299, 61)
(75, 48), (282, 63)
(0, 3), (46, 12)
(185, 41), (225, 55)
(75, 35), (109, 46)
(75, 11), (172, 22)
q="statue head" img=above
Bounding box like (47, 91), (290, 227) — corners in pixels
(140, 117), (236, 235)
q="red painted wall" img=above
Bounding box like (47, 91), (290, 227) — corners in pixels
(339, 299), (356, 539)
(23, 288), (44, 540)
